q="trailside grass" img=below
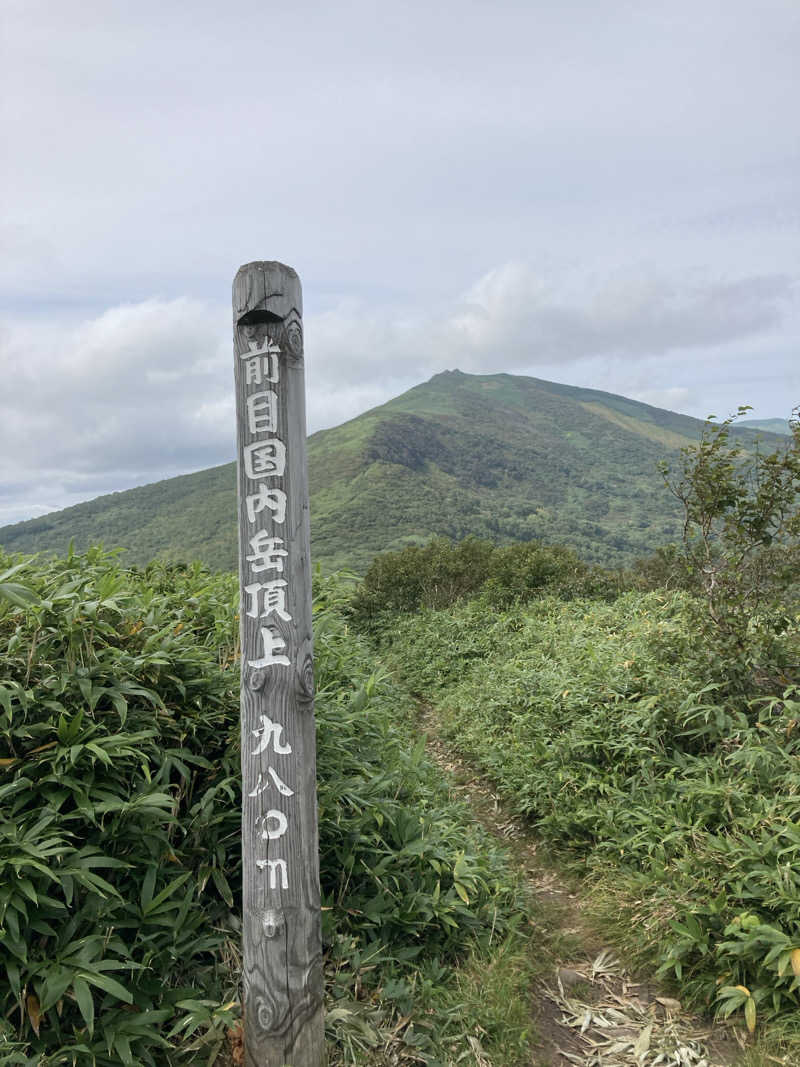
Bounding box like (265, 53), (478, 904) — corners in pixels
(381, 591), (800, 1060)
(0, 550), (535, 1066)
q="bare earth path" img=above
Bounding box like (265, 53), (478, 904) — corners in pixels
(417, 706), (750, 1067)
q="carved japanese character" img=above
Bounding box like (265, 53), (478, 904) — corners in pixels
(243, 439), (286, 479)
(246, 533), (287, 574)
(248, 626), (291, 670)
(244, 354), (280, 386)
(240, 325), (281, 386)
(243, 579), (291, 621)
(248, 767), (295, 798)
(255, 858), (289, 890)
(246, 486), (286, 525)
(260, 809), (288, 841)
(246, 390), (278, 435)
(251, 712), (293, 755)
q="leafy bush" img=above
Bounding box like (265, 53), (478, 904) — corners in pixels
(0, 550), (242, 1065)
(382, 591), (800, 1033)
(349, 538), (495, 620)
(350, 536), (620, 628)
(0, 550), (528, 1064)
(659, 407), (800, 695)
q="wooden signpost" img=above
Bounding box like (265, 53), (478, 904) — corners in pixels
(232, 261), (324, 1066)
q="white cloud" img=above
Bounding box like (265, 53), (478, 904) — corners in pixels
(0, 299), (233, 509)
(307, 263), (795, 389)
(1, 260), (794, 526)
(441, 266), (794, 363)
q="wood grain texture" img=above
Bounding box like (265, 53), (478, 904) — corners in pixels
(233, 262), (325, 1066)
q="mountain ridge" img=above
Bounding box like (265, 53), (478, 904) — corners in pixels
(1, 371), (785, 572)
(739, 416), (792, 435)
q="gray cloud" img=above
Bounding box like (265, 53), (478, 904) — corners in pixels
(0, 300), (232, 519)
(2, 1), (798, 307)
(307, 264), (795, 389)
(3, 261), (793, 524)
(1, 0), (797, 523)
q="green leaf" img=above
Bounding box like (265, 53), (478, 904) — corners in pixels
(114, 1033), (133, 1065)
(0, 581), (40, 608)
(7, 960), (21, 998)
(73, 976), (94, 1035)
(0, 561), (33, 583)
(40, 965), (74, 1011)
(78, 970), (133, 1004)
(141, 864), (157, 912)
(146, 871), (192, 915)
(211, 867), (234, 908)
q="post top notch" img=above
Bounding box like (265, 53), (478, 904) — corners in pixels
(233, 261), (302, 322)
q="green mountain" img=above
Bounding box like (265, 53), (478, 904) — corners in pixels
(739, 417), (792, 435)
(0, 371), (784, 572)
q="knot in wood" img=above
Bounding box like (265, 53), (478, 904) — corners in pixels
(261, 908), (285, 940)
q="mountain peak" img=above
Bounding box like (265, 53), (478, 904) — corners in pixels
(1, 372), (784, 574)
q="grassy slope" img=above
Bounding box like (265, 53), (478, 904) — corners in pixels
(0, 371), (784, 572)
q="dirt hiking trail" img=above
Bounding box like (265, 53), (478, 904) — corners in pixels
(418, 706), (752, 1067)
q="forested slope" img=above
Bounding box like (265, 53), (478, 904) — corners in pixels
(0, 371), (784, 572)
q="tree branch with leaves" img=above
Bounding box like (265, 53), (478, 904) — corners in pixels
(660, 405), (800, 693)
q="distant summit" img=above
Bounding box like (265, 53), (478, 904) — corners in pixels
(0, 372), (785, 572)
(739, 417), (792, 436)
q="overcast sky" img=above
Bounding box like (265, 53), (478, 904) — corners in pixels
(1, 0), (798, 526)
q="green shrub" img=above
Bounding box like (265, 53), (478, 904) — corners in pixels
(0, 551), (527, 1064)
(659, 407), (800, 696)
(0, 550), (241, 1065)
(350, 536), (620, 628)
(382, 590), (800, 1032)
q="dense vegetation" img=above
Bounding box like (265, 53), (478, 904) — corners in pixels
(383, 594), (799, 1033)
(350, 536), (622, 625)
(0, 550), (531, 1066)
(1, 371), (784, 574)
(366, 412), (800, 1044)
(2, 389), (796, 1061)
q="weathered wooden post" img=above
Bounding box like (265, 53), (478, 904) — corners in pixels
(233, 261), (324, 1066)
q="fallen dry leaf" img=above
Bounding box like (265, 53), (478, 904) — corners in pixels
(656, 997), (683, 1014)
(26, 994), (42, 1037)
